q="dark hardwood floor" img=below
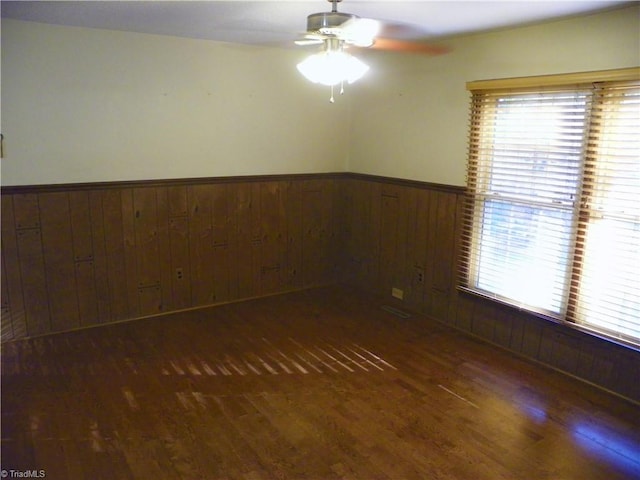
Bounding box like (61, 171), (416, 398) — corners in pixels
(1, 286), (639, 479)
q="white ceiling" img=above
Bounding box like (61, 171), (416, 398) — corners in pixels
(1, 1), (631, 47)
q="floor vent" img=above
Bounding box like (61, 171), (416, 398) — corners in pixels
(381, 305), (412, 319)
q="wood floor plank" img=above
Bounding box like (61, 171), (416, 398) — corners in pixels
(2, 285), (639, 479)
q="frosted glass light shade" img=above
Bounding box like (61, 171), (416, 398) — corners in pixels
(297, 50), (369, 86)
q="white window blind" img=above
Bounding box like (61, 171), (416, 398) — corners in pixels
(569, 82), (640, 343)
(462, 72), (640, 346)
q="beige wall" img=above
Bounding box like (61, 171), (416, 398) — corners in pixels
(348, 4), (640, 186)
(1, 19), (350, 186)
(2, 4), (639, 187)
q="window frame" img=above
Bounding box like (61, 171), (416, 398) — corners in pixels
(461, 67), (640, 348)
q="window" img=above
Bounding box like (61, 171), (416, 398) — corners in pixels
(461, 68), (640, 347)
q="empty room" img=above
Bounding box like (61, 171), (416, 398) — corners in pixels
(1, 1), (639, 479)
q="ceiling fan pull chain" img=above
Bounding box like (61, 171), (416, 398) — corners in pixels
(340, 81), (345, 95)
(330, 85), (335, 103)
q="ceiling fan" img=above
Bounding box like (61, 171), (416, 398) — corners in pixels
(294, 0), (448, 101)
(295, 0), (449, 55)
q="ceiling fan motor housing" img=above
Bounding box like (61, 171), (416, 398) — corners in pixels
(307, 12), (358, 35)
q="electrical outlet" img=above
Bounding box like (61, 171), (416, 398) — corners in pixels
(391, 287), (404, 300)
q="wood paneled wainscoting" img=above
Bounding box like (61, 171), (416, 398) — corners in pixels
(1, 174), (343, 341)
(2, 172), (639, 403)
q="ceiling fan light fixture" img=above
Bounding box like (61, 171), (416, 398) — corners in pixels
(296, 39), (369, 87)
(297, 50), (369, 86)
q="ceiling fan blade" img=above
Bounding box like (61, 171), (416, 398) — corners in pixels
(339, 17), (380, 46)
(338, 15), (447, 55)
(368, 37), (449, 55)
(375, 20), (431, 41)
